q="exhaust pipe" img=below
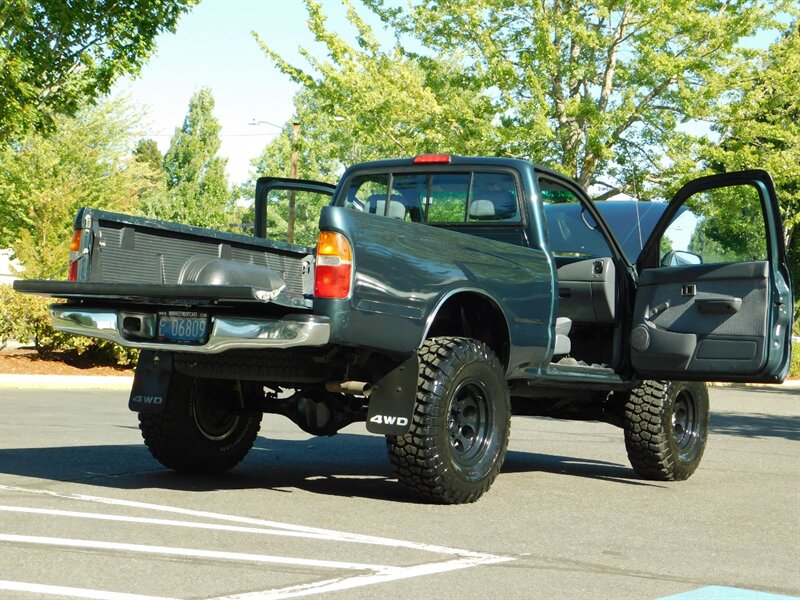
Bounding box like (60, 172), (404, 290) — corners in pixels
(325, 381), (371, 396)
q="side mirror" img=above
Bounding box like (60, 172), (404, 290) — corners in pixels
(661, 250), (703, 266)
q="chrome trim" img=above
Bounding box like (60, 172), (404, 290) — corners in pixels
(50, 308), (330, 353)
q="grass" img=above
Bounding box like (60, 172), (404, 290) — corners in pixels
(790, 342), (800, 379)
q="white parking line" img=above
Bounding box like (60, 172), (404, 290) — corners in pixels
(0, 484), (514, 598)
(0, 580), (177, 600)
(0, 505), (385, 543)
(0, 534), (390, 571)
(213, 555), (514, 600)
(0, 484), (499, 558)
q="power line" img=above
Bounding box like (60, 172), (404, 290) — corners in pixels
(140, 132), (281, 138)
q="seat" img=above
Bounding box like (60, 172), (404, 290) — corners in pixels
(366, 194), (407, 219)
(469, 199), (495, 219)
(470, 191), (518, 220)
(554, 316), (572, 356)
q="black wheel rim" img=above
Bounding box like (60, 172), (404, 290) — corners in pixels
(672, 389), (699, 458)
(447, 380), (492, 468)
(192, 386), (240, 442)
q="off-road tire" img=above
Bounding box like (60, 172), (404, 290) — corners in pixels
(386, 337), (511, 504)
(623, 380), (709, 481)
(139, 374), (262, 473)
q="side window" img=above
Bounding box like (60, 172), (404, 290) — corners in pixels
(660, 184), (767, 266)
(540, 178), (613, 258)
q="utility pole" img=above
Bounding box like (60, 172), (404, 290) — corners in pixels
(288, 121), (300, 244)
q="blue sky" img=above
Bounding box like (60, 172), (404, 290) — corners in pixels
(112, 0), (387, 185)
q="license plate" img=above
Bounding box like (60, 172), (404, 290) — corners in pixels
(157, 313), (209, 344)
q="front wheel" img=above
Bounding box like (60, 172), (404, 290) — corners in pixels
(623, 380), (709, 481)
(386, 337), (511, 504)
(139, 374), (262, 474)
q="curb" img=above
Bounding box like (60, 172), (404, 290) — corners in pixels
(708, 380), (800, 389)
(0, 374), (134, 391)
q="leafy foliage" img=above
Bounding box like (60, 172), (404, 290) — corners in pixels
(0, 97), (161, 279)
(262, 190), (331, 247)
(264, 0), (792, 198)
(252, 0), (501, 176)
(694, 24), (800, 286)
(134, 138), (164, 175)
(142, 88), (231, 230)
(0, 285), (138, 365)
(684, 185), (767, 263)
(0, 0), (197, 143)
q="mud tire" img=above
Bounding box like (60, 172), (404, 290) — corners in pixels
(623, 380), (709, 481)
(139, 374), (261, 473)
(386, 337), (510, 504)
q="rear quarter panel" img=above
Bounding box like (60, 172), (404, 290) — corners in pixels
(316, 206), (554, 375)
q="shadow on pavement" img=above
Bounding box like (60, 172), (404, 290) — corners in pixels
(503, 451), (662, 488)
(0, 432), (661, 499)
(711, 411), (800, 442)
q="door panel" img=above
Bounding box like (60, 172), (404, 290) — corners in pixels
(632, 171), (792, 383)
(632, 262), (770, 376)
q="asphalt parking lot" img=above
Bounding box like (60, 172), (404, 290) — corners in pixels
(0, 379), (798, 600)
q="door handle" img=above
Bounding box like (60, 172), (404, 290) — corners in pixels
(695, 297), (742, 315)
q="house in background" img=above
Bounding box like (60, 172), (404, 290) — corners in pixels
(0, 249), (23, 284)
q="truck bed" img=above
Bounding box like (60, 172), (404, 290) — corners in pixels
(35, 208), (316, 310)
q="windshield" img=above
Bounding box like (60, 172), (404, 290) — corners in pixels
(543, 201), (673, 263)
(595, 201), (672, 263)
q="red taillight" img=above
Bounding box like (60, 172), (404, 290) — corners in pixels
(412, 154), (451, 164)
(314, 231), (353, 299)
(67, 229), (82, 281)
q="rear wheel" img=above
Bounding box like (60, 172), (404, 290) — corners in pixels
(623, 380), (709, 481)
(139, 374), (262, 473)
(386, 337), (510, 504)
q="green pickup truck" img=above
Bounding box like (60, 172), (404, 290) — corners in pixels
(15, 155), (793, 504)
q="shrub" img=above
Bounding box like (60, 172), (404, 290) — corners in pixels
(0, 284), (138, 366)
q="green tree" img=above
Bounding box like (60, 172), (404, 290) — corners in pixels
(240, 109), (337, 245)
(0, 0), (197, 143)
(252, 0), (501, 173)
(267, 0), (791, 198)
(133, 137), (170, 217)
(698, 24), (800, 285)
(133, 138), (164, 174)
(147, 87), (231, 230)
(0, 97), (158, 278)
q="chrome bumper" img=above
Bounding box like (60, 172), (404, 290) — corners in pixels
(50, 308), (330, 353)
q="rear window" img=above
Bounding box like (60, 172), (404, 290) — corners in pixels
(340, 171), (521, 224)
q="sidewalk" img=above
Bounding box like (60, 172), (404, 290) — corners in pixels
(0, 374), (134, 390)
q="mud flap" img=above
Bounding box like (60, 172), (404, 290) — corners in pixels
(128, 351), (172, 414)
(366, 354), (418, 435)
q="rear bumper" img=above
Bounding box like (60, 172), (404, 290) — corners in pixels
(51, 307), (330, 353)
